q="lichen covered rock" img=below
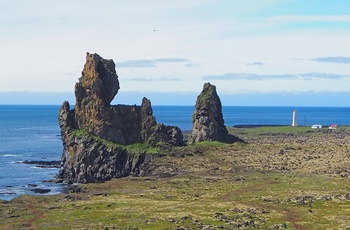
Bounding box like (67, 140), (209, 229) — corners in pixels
(188, 82), (240, 144)
(56, 129), (160, 183)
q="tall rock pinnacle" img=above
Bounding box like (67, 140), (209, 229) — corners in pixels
(188, 82), (238, 144)
(76, 52), (120, 105)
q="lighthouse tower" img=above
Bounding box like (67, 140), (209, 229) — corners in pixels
(292, 110), (297, 126)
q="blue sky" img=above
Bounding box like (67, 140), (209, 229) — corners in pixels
(1, 0), (350, 106)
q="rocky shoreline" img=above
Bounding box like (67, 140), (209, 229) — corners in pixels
(0, 161), (64, 198)
(22, 160), (61, 169)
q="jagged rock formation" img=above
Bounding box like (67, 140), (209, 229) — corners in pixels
(56, 52), (183, 183)
(188, 82), (240, 144)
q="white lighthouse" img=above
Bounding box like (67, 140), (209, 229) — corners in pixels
(292, 110), (297, 126)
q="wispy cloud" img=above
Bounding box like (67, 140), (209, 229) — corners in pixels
(128, 77), (154, 81)
(246, 62), (265, 66)
(301, 73), (345, 80)
(117, 60), (156, 68)
(202, 72), (348, 81)
(154, 58), (189, 63)
(184, 63), (200, 67)
(127, 77), (180, 82)
(117, 58), (191, 68)
(311, 56), (350, 64)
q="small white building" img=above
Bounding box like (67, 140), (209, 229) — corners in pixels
(329, 124), (337, 129)
(311, 124), (322, 129)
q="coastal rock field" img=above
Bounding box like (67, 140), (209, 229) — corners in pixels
(1, 126), (349, 229)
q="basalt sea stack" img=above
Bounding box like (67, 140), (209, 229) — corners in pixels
(188, 82), (240, 144)
(56, 53), (183, 183)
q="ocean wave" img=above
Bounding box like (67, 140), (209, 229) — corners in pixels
(0, 187), (25, 200)
(1, 154), (18, 157)
(29, 166), (60, 170)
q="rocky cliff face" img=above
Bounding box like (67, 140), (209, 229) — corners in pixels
(56, 52), (183, 183)
(188, 82), (240, 144)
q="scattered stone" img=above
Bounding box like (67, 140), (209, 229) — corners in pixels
(321, 195), (332, 201)
(18, 224), (30, 228)
(345, 193), (350, 200)
(167, 218), (176, 223)
(215, 208), (265, 229)
(294, 195), (315, 206)
(180, 216), (192, 221)
(64, 195), (83, 201)
(269, 223), (287, 229)
(47, 206), (61, 210)
(69, 185), (87, 193)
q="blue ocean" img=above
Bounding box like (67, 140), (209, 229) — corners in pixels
(1, 105), (350, 200)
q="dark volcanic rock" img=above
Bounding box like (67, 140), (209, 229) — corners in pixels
(60, 53), (183, 145)
(56, 131), (161, 183)
(56, 52), (183, 183)
(22, 160), (61, 168)
(30, 188), (51, 194)
(188, 82), (240, 144)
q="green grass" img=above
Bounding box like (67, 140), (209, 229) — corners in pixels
(70, 128), (167, 155)
(188, 140), (230, 148)
(230, 125), (350, 135)
(230, 126), (312, 134)
(2, 126), (350, 229)
(3, 170), (349, 229)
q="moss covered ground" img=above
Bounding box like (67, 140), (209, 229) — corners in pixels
(1, 126), (350, 229)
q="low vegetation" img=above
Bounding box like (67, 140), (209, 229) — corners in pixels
(1, 126), (350, 229)
(70, 128), (168, 155)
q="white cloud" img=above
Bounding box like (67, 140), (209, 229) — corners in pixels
(117, 58), (191, 68)
(202, 72), (347, 81)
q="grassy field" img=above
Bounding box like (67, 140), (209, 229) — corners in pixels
(1, 126), (350, 229)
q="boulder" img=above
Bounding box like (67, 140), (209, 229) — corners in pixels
(188, 82), (240, 144)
